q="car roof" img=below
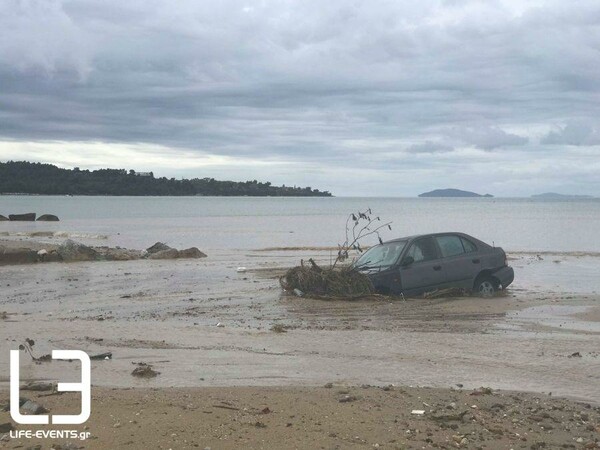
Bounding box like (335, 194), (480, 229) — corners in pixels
(385, 232), (475, 244)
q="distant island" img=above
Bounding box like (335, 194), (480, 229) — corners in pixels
(0, 161), (332, 197)
(419, 188), (493, 198)
(531, 192), (594, 199)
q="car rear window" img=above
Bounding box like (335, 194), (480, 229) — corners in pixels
(436, 235), (465, 257)
(461, 237), (477, 253)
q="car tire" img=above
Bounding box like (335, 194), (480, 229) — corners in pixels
(474, 277), (497, 297)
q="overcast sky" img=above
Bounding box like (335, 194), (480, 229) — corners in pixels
(1, 0), (599, 196)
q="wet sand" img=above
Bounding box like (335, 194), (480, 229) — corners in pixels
(1, 239), (600, 448)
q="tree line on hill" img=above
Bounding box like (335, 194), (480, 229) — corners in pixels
(0, 161), (332, 197)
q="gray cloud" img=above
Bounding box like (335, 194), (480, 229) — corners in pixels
(406, 141), (454, 154)
(0, 0), (600, 195)
(449, 126), (528, 150)
(542, 123), (600, 146)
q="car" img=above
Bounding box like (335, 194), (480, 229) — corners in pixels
(352, 232), (514, 297)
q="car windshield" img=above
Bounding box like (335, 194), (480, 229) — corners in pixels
(354, 241), (407, 269)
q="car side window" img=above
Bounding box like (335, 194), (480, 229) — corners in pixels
(406, 237), (438, 263)
(436, 235), (465, 258)
(460, 237), (477, 253)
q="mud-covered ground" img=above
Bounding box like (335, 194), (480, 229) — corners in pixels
(1, 239), (600, 448)
(2, 385), (600, 449)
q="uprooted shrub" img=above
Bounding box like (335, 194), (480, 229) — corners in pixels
(280, 259), (375, 299)
(280, 208), (391, 300)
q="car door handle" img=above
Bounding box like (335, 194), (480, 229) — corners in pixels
(472, 258), (480, 264)
(433, 265), (442, 271)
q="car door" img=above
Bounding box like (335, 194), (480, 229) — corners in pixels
(434, 234), (471, 288)
(398, 237), (446, 295)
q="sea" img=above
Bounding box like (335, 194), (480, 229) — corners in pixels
(1, 196), (599, 253)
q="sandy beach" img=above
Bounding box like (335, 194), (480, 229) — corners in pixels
(1, 234), (600, 448)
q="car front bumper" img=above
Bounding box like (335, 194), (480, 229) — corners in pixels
(493, 266), (514, 289)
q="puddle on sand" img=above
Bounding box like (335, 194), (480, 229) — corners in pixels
(506, 304), (600, 333)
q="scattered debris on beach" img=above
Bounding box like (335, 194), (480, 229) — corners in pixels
(20, 381), (56, 392)
(18, 338), (52, 363)
(270, 324), (287, 333)
(90, 352), (113, 360)
(131, 363), (160, 378)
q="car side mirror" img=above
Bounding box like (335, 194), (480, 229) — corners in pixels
(401, 256), (414, 267)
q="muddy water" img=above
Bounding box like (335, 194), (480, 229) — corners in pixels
(1, 249), (600, 404)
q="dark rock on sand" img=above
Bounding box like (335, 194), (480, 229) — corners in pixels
(0, 247), (39, 265)
(100, 247), (142, 261)
(20, 399), (48, 415)
(0, 214), (8, 221)
(37, 214), (60, 221)
(0, 422), (14, 433)
(178, 247), (207, 258)
(149, 248), (180, 259)
(57, 239), (100, 262)
(40, 249), (62, 262)
(146, 242), (173, 254)
(9, 213), (36, 221)
(147, 246), (207, 259)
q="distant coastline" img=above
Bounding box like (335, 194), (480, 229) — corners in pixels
(418, 188), (493, 198)
(0, 161), (332, 197)
(531, 192), (595, 199)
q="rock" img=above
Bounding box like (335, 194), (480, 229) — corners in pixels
(0, 247), (39, 265)
(0, 215), (8, 221)
(0, 422), (14, 433)
(146, 242), (173, 254)
(21, 400), (48, 415)
(36, 214), (60, 221)
(102, 248), (141, 261)
(9, 213), (36, 221)
(178, 247), (207, 258)
(44, 250), (63, 262)
(57, 240), (100, 262)
(148, 248), (180, 259)
(338, 395), (358, 403)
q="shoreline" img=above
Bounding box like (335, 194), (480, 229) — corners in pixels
(2, 234), (600, 448)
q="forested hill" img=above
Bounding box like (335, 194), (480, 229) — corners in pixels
(0, 161), (332, 197)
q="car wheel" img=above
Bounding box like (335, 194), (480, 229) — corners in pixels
(475, 277), (497, 297)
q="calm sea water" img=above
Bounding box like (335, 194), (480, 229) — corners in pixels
(0, 196), (599, 252)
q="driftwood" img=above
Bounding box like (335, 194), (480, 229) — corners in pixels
(422, 287), (469, 299)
